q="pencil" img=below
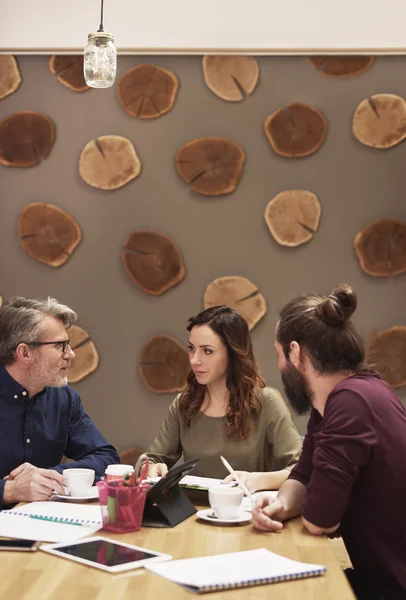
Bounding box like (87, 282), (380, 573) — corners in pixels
(220, 455), (254, 502)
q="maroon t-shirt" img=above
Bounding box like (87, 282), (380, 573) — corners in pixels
(289, 372), (406, 593)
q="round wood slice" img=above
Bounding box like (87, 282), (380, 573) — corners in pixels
(204, 275), (266, 330)
(118, 64), (179, 119)
(0, 55), (22, 100)
(264, 103), (327, 158)
(79, 135), (141, 190)
(122, 230), (185, 295)
(49, 55), (89, 92)
(354, 219), (406, 277)
(367, 326), (406, 389)
(176, 137), (245, 196)
(352, 94), (406, 149)
(265, 190), (321, 247)
(307, 56), (375, 77)
(67, 325), (99, 383)
(139, 335), (189, 393)
(0, 111), (55, 167)
(18, 203), (82, 267)
(202, 55), (259, 102)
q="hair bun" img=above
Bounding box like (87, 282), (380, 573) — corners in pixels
(316, 284), (357, 326)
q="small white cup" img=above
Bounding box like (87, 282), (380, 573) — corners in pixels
(63, 468), (95, 497)
(208, 486), (244, 519)
(104, 464), (135, 483)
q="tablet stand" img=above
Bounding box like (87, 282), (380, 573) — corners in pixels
(142, 457), (199, 528)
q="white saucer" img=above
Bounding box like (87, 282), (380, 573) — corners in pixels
(196, 508), (252, 525)
(52, 485), (99, 502)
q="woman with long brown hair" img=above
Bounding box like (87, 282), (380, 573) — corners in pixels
(146, 306), (302, 492)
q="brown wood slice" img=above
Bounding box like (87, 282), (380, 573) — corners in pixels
(0, 55), (22, 100)
(122, 230), (185, 295)
(264, 103), (327, 158)
(19, 203), (82, 267)
(139, 335), (189, 393)
(352, 94), (406, 149)
(0, 111), (55, 167)
(49, 55), (89, 92)
(202, 55), (259, 102)
(67, 325), (99, 383)
(354, 219), (406, 277)
(265, 190), (321, 247)
(204, 275), (266, 330)
(79, 135), (141, 190)
(367, 326), (406, 389)
(176, 137), (245, 196)
(118, 64), (179, 119)
(308, 56), (375, 77)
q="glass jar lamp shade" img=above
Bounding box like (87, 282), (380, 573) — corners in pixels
(84, 32), (117, 88)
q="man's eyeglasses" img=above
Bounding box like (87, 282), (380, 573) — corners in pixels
(26, 340), (71, 353)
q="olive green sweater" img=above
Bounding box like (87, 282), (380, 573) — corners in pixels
(147, 387), (302, 478)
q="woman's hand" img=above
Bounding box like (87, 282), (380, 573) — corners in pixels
(222, 471), (263, 493)
(148, 463), (168, 477)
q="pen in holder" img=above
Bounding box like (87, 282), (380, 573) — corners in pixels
(97, 480), (148, 533)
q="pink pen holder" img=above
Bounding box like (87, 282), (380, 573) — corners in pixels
(97, 481), (148, 533)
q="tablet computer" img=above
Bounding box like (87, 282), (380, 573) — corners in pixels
(40, 536), (172, 573)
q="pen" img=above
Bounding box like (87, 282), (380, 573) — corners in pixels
(220, 455), (254, 503)
(29, 515), (85, 527)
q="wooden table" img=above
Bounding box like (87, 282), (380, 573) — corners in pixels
(0, 505), (355, 600)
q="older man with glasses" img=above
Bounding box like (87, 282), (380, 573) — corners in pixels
(0, 296), (120, 509)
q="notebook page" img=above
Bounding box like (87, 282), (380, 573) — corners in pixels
(0, 512), (100, 543)
(10, 501), (102, 524)
(179, 476), (237, 490)
(146, 548), (326, 588)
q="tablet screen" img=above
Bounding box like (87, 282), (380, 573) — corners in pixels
(53, 539), (159, 567)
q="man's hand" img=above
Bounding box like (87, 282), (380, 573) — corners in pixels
(3, 463), (65, 503)
(148, 463), (168, 478)
(222, 471), (263, 493)
(252, 496), (287, 532)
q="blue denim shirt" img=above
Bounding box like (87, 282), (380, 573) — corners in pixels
(0, 365), (120, 509)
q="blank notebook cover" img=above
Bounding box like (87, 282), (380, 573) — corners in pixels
(0, 501), (102, 542)
(146, 547), (326, 593)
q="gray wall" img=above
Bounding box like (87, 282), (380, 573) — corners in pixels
(1, 55), (405, 452)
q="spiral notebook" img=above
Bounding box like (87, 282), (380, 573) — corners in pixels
(146, 547), (326, 593)
(0, 501), (102, 542)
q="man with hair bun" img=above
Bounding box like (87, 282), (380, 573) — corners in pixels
(252, 284), (406, 600)
(0, 296), (119, 509)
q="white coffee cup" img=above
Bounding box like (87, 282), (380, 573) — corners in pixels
(208, 486), (244, 519)
(63, 468), (95, 497)
(105, 464), (135, 483)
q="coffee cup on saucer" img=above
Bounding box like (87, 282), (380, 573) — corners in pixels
(208, 486), (244, 519)
(63, 468), (95, 497)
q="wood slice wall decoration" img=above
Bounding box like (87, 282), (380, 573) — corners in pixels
(0, 111), (55, 167)
(204, 275), (267, 330)
(139, 335), (189, 393)
(118, 64), (179, 119)
(264, 103), (327, 158)
(0, 55), (22, 100)
(176, 137), (245, 196)
(265, 190), (321, 247)
(122, 230), (185, 295)
(49, 56), (89, 92)
(18, 203), (82, 267)
(67, 325), (99, 383)
(202, 55), (259, 102)
(307, 56), (375, 77)
(367, 326), (406, 389)
(352, 94), (406, 149)
(79, 135), (141, 190)
(354, 219), (406, 277)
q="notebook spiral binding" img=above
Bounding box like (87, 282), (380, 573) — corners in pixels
(201, 567), (326, 591)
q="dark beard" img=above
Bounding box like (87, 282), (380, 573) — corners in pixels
(281, 360), (313, 415)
